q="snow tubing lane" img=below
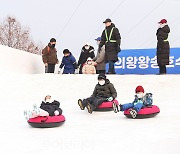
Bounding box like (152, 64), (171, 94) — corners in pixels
(95, 99), (119, 111)
(124, 105), (160, 119)
(28, 115), (65, 128)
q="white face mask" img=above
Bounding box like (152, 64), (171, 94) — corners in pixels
(45, 98), (53, 103)
(136, 93), (144, 99)
(96, 41), (100, 45)
(87, 61), (92, 65)
(98, 80), (105, 86)
(85, 46), (90, 50)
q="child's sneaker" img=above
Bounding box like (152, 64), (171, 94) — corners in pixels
(86, 103), (93, 114)
(78, 99), (85, 110)
(33, 104), (40, 115)
(113, 103), (120, 113)
(129, 109), (137, 119)
(24, 110), (33, 121)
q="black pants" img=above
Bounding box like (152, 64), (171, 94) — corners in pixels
(79, 65), (83, 74)
(82, 96), (107, 110)
(47, 64), (55, 73)
(159, 65), (166, 74)
(96, 70), (106, 74)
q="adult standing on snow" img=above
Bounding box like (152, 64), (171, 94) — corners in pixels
(77, 43), (95, 74)
(99, 18), (121, 74)
(93, 37), (106, 74)
(42, 38), (59, 73)
(156, 19), (170, 74)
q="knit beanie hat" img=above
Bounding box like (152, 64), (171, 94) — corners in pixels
(63, 49), (70, 54)
(50, 38), (56, 42)
(135, 86), (144, 93)
(98, 73), (106, 80)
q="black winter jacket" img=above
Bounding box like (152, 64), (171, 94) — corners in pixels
(78, 46), (95, 66)
(156, 25), (170, 66)
(40, 100), (62, 116)
(91, 79), (117, 99)
(99, 23), (121, 62)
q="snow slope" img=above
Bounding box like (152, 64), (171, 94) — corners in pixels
(0, 45), (44, 74)
(0, 74), (180, 154)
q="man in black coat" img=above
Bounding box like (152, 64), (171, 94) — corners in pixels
(78, 43), (95, 74)
(156, 19), (170, 74)
(78, 74), (117, 114)
(99, 18), (121, 74)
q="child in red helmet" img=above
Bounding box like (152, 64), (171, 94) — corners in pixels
(113, 86), (153, 118)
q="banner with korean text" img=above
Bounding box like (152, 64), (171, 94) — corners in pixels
(113, 48), (180, 74)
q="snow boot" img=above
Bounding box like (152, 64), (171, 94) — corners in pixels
(113, 103), (119, 113)
(86, 103), (93, 114)
(78, 99), (85, 110)
(129, 109), (137, 119)
(113, 103), (123, 113)
(33, 104), (40, 115)
(24, 110), (33, 121)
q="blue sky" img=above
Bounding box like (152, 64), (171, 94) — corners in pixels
(1, 0), (180, 58)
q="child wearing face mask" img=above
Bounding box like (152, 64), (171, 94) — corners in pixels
(58, 49), (78, 74)
(112, 86), (153, 118)
(24, 95), (63, 120)
(78, 74), (117, 114)
(82, 57), (96, 74)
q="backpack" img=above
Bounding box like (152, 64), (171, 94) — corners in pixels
(143, 93), (153, 106)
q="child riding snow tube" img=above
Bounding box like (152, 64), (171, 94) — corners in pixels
(28, 115), (65, 128)
(124, 105), (160, 119)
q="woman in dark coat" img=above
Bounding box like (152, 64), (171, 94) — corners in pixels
(77, 43), (95, 74)
(156, 19), (170, 74)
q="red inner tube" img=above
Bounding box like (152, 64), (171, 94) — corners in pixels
(98, 99), (119, 108)
(28, 115), (65, 123)
(124, 105), (160, 115)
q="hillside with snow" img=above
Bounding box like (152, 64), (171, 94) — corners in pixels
(0, 45), (180, 154)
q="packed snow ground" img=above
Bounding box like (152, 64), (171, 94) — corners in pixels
(0, 74), (180, 154)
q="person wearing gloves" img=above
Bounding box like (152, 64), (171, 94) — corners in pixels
(24, 95), (63, 120)
(82, 57), (96, 74)
(77, 43), (95, 74)
(78, 74), (117, 114)
(58, 49), (78, 74)
(112, 86), (153, 118)
(93, 37), (106, 74)
(42, 38), (59, 73)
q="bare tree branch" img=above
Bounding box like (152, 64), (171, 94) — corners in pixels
(0, 16), (42, 55)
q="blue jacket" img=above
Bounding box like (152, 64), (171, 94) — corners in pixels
(59, 53), (77, 73)
(133, 93), (153, 106)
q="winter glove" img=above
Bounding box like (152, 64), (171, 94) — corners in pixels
(75, 69), (79, 74)
(54, 110), (59, 116)
(58, 68), (62, 74)
(107, 97), (113, 102)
